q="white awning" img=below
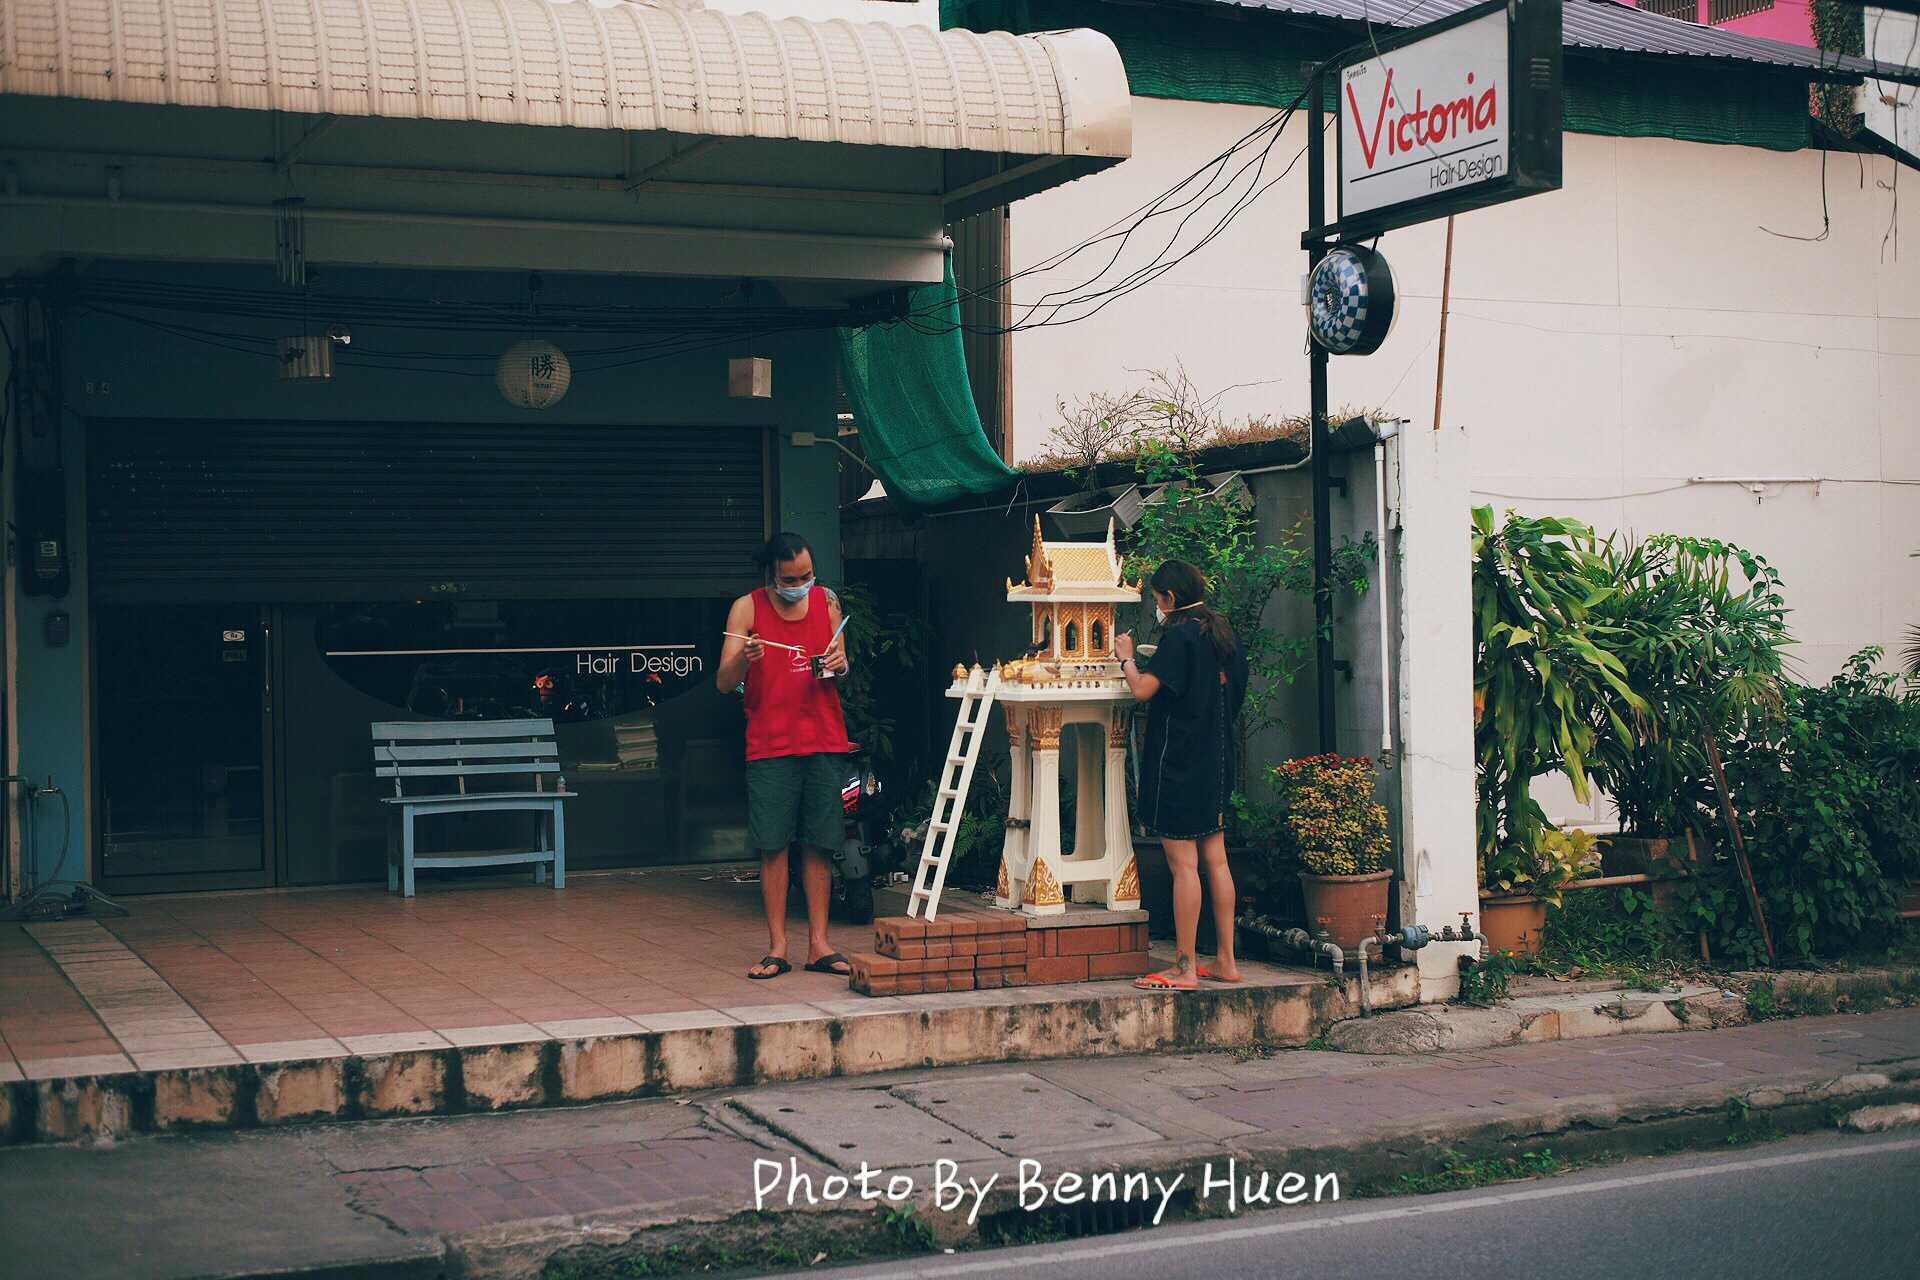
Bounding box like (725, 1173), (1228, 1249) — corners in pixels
(0, 0), (1132, 160)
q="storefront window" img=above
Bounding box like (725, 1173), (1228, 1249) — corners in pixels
(285, 598), (748, 879)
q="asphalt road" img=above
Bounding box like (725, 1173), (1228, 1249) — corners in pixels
(778, 1131), (1920, 1280)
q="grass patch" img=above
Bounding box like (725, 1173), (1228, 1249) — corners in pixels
(1350, 1147), (1602, 1197)
(540, 1205), (939, 1279)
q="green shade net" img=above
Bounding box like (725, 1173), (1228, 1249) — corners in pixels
(837, 262), (1017, 519)
(946, 0), (1814, 152)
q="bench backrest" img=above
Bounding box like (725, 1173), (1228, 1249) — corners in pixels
(372, 719), (559, 797)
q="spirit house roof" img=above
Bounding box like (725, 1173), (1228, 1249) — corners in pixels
(1007, 517), (1142, 604)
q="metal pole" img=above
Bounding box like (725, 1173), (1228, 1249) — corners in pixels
(1307, 73), (1337, 754)
(1431, 215), (1456, 433)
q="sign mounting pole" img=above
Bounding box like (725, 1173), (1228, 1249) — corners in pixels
(1307, 69), (1337, 755)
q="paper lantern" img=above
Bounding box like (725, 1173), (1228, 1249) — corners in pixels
(496, 339), (572, 409)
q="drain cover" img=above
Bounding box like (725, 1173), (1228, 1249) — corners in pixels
(891, 1073), (1161, 1155)
(732, 1088), (998, 1171)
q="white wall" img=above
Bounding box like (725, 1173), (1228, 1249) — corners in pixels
(1009, 96), (1920, 690)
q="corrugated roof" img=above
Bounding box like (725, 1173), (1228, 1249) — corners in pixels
(1201, 0), (1920, 85)
(0, 0), (1136, 152)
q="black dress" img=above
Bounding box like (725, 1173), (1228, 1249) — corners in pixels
(1137, 616), (1250, 840)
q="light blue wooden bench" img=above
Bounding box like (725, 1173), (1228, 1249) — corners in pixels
(372, 719), (568, 897)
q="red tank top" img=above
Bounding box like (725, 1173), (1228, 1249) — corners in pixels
(743, 586), (853, 761)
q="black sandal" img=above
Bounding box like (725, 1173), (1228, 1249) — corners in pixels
(749, 955), (792, 979)
(805, 952), (852, 975)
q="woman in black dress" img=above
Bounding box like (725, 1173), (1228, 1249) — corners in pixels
(1115, 560), (1250, 991)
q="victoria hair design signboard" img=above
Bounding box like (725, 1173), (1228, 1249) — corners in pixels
(1333, 0), (1562, 240)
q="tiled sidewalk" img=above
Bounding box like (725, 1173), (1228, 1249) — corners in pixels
(0, 868), (894, 1079)
(0, 870), (1305, 1083)
(331, 1008), (1920, 1239)
(342, 1131), (776, 1235)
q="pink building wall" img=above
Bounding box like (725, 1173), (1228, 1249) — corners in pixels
(1627, 1), (1814, 46)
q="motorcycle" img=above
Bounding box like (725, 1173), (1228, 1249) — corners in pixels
(829, 749), (911, 925)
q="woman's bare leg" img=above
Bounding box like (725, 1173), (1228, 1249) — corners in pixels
(1149, 837), (1201, 988)
(1199, 831), (1241, 981)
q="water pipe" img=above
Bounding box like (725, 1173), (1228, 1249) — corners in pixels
(1372, 420), (1399, 760)
(1235, 911), (1481, 1016)
(1237, 913), (1346, 975)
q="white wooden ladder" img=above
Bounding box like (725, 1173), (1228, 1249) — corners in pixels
(907, 669), (1001, 921)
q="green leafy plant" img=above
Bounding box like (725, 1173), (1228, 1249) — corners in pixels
(1487, 827), (1602, 907)
(1269, 754), (1390, 877)
(1455, 949), (1522, 1005)
(1471, 507), (1646, 890)
(1679, 648), (1917, 966)
(834, 582), (934, 777)
(1537, 884), (1691, 979)
(1583, 534), (1790, 839)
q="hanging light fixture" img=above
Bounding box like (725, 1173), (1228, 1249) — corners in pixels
(497, 275), (571, 409)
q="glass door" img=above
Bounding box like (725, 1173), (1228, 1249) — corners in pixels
(95, 603), (276, 892)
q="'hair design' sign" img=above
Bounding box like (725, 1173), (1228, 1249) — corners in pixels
(1332, 0), (1562, 238)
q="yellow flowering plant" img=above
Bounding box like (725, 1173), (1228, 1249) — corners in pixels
(1271, 754), (1391, 877)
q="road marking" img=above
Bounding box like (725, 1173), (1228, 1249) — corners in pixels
(862, 1135), (1920, 1277)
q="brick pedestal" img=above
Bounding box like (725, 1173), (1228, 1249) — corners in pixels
(849, 909), (1150, 996)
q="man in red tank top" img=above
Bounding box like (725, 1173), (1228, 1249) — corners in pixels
(714, 532), (855, 980)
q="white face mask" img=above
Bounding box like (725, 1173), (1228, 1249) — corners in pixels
(1154, 606), (1166, 626)
(773, 578), (814, 604)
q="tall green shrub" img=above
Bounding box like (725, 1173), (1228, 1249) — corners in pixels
(1471, 507), (1644, 886)
(1584, 534), (1790, 837)
(1685, 649), (1920, 965)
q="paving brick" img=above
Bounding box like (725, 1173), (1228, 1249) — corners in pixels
(1055, 925), (1120, 956)
(924, 940), (954, 960)
(941, 914), (981, 938)
(1089, 950), (1151, 979)
(1026, 956), (1089, 985)
(881, 940), (928, 960)
(874, 915), (930, 945)
(847, 952), (899, 981)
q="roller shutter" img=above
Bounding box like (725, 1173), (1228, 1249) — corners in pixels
(87, 420), (768, 601)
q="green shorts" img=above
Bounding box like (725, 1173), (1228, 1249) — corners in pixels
(746, 753), (847, 853)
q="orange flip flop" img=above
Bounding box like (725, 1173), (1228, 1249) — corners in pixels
(1197, 966), (1242, 983)
(1133, 973), (1196, 991)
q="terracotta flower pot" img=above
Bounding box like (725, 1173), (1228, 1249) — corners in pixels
(1479, 894), (1547, 956)
(1298, 870), (1392, 951)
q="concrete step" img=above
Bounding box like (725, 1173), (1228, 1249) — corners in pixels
(1, 961), (1419, 1147)
(1326, 979), (1743, 1054)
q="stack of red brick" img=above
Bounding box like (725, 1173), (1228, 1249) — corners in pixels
(1026, 921), (1151, 985)
(849, 911), (1027, 996)
(847, 912), (1152, 996)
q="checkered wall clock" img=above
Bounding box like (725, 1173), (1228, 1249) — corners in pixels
(1307, 245), (1397, 356)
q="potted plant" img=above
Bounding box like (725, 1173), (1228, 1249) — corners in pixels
(1482, 827), (1598, 954)
(1036, 389), (1145, 537)
(1272, 754), (1392, 950)
(1471, 507), (1647, 941)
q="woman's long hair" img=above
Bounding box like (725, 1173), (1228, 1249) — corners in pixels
(1151, 559), (1238, 663)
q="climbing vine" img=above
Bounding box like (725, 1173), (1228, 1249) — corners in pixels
(1810, 0), (1865, 137)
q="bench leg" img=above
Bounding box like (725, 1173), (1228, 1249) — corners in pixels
(402, 811), (417, 898)
(387, 821), (399, 894)
(551, 804), (566, 890)
(534, 808), (549, 885)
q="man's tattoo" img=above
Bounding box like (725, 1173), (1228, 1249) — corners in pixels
(1175, 953), (1192, 974)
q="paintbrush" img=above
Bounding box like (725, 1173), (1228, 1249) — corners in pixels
(723, 631), (809, 654)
